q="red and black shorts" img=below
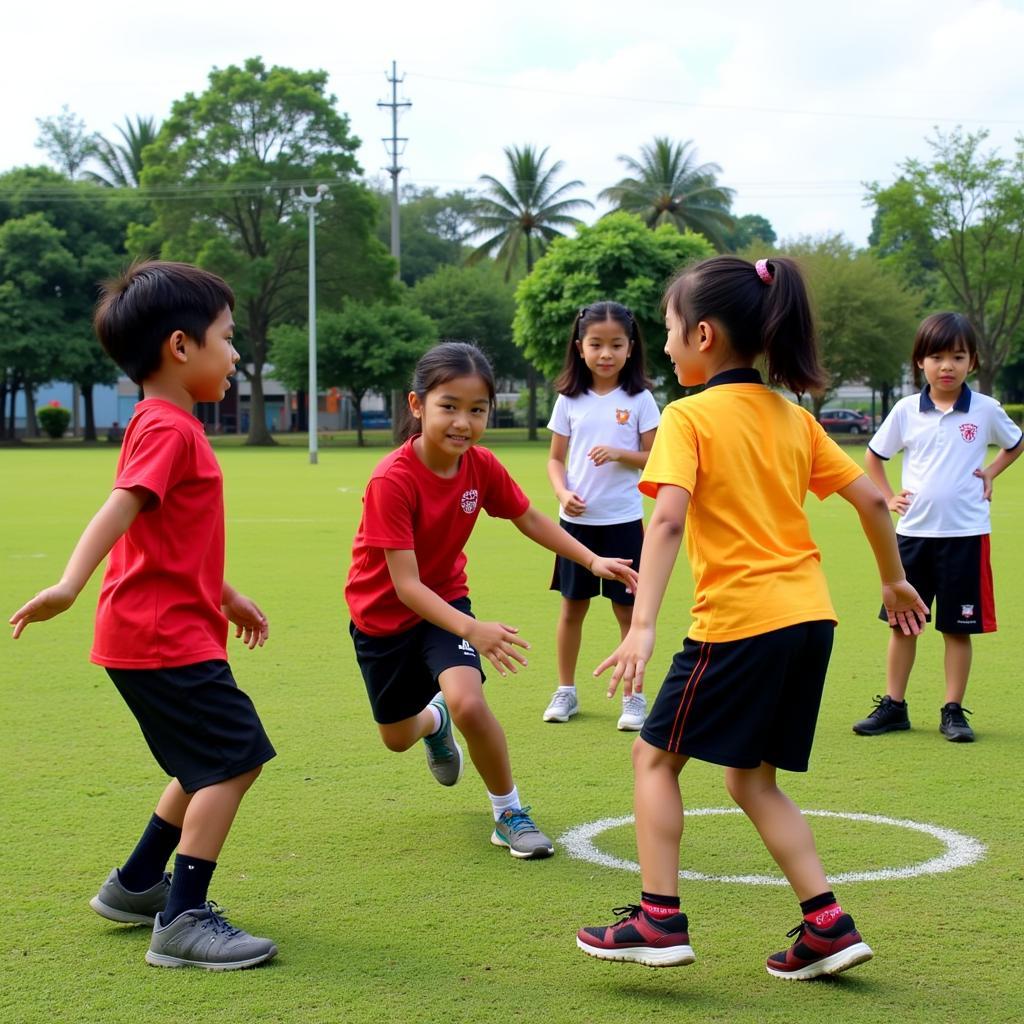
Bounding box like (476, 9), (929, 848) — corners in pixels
(640, 621), (835, 773)
(879, 534), (996, 634)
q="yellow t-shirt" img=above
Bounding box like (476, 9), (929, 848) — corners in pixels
(640, 375), (864, 642)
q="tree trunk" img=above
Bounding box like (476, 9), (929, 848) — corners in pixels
(976, 364), (995, 396)
(7, 378), (19, 439)
(245, 367), (276, 446)
(24, 382), (38, 438)
(524, 233), (538, 441)
(0, 376), (7, 440)
(82, 383), (97, 441)
(354, 393), (365, 448)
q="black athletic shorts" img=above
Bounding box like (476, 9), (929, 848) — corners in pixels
(106, 660), (276, 794)
(349, 596), (485, 725)
(550, 519), (643, 605)
(879, 534), (996, 634)
(640, 621), (835, 772)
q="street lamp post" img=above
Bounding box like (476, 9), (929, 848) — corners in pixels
(295, 184), (328, 464)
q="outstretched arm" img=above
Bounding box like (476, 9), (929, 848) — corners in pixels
(512, 505), (639, 591)
(9, 487), (148, 638)
(836, 475), (928, 635)
(593, 484), (689, 695)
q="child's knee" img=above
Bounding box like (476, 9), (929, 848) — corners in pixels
(561, 599), (590, 624)
(378, 724), (417, 753)
(447, 692), (492, 733)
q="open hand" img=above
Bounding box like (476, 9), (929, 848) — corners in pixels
(589, 556), (639, 594)
(223, 591), (269, 649)
(587, 445), (621, 466)
(465, 620), (530, 678)
(593, 626), (655, 697)
(9, 582), (77, 639)
(882, 580), (929, 636)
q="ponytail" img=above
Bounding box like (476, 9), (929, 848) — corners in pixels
(664, 255), (826, 395)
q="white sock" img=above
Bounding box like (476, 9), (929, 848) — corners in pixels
(425, 703), (443, 735)
(556, 685), (576, 693)
(488, 786), (521, 821)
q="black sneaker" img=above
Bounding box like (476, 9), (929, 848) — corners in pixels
(852, 695), (910, 735)
(940, 702), (975, 742)
(765, 913), (873, 980)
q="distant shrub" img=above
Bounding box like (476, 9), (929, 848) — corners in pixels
(37, 404), (71, 439)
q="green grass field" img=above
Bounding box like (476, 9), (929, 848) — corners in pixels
(2, 441), (1022, 1024)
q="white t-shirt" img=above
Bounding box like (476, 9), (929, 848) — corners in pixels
(548, 387), (661, 525)
(868, 386), (1023, 537)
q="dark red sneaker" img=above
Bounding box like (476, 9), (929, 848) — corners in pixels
(766, 913), (873, 980)
(577, 905), (695, 967)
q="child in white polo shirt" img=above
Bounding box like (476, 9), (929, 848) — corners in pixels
(853, 313), (1023, 742)
(543, 302), (660, 731)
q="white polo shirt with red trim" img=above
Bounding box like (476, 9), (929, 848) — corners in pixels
(868, 385), (1022, 537)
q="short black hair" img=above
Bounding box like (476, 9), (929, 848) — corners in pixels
(93, 260), (235, 384)
(910, 312), (978, 388)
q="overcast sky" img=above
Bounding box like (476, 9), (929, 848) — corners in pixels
(3, 0), (1022, 246)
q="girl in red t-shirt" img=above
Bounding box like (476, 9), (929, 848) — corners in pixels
(345, 342), (638, 859)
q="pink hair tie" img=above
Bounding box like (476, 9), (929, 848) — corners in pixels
(755, 258), (774, 284)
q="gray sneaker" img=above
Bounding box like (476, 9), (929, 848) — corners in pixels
(491, 806), (555, 859)
(90, 868), (171, 925)
(423, 693), (464, 786)
(543, 688), (579, 723)
(146, 903), (277, 970)
(617, 692), (647, 731)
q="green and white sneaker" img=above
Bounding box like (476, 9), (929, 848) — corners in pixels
(90, 868), (171, 925)
(146, 902), (277, 970)
(542, 688), (579, 723)
(491, 806), (555, 859)
(423, 693), (464, 786)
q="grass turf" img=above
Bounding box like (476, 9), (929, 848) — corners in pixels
(2, 441), (1022, 1024)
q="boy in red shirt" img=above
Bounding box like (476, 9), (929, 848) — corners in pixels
(10, 261), (277, 971)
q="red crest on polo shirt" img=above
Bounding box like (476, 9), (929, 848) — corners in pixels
(959, 423), (978, 442)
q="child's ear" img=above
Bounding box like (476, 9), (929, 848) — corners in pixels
(407, 391), (422, 420)
(697, 319), (715, 352)
(167, 330), (189, 364)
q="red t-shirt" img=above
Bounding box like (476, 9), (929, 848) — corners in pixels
(91, 399), (229, 669)
(345, 439), (531, 635)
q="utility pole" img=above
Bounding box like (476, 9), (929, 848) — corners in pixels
(378, 61), (411, 440)
(295, 184), (328, 465)
(378, 60), (410, 279)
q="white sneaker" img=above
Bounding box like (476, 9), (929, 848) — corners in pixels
(617, 692), (647, 731)
(543, 688), (579, 723)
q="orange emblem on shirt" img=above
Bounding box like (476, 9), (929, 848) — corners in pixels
(615, 408), (630, 425)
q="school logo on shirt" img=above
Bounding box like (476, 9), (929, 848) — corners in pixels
(959, 423), (979, 442)
(460, 489), (479, 514)
(961, 604), (975, 620)
(615, 408), (630, 425)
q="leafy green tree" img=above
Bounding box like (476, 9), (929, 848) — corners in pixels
(598, 138), (735, 250)
(409, 263), (524, 382)
(376, 186), (476, 285)
(270, 301), (435, 446)
(723, 213), (777, 253)
(468, 144), (592, 438)
(86, 116), (160, 188)
(134, 57), (393, 444)
(867, 128), (1024, 394)
(34, 105), (94, 179)
(777, 235), (922, 416)
(514, 212), (714, 389)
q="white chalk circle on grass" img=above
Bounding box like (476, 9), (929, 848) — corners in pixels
(560, 808), (986, 885)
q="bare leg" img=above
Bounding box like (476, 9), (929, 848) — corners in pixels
(377, 706), (438, 753)
(177, 766), (262, 863)
(725, 763), (828, 902)
(886, 630), (918, 702)
(556, 598), (590, 686)
(942, 633), (972, 705)
(611, 600), (633, 641)
(440, 665), (513, 795)
(154, 778), (192, 828)
(633, 738), (689, 895)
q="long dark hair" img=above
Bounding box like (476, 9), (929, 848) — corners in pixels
(552, 301), (653, 397)
(910, 312), (978, 388)
(398, 342), (498, 441)
(664, 256), (826, 394)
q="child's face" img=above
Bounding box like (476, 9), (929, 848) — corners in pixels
(184, 306), (239, 403)
(576, 317), (631, 389)
(410, 374), (491, 461)
(918, 345), (974, 399)
(664, 306), (704, 387)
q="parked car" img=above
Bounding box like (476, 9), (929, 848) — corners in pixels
(819, 408), (872, 434)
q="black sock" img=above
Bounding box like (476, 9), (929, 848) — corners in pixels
(799, 891), (837, 915)
(162, 853), (217, 923)
(641, 891), (681, 919)
(118, 813), (182, 892)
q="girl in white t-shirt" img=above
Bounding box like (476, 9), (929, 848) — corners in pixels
(544, 302), (660, 730)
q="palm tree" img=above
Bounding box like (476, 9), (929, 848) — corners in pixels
(599, 138), (735, 250)
(468, 144), (592, 438)
(86, 116), (159, 187)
